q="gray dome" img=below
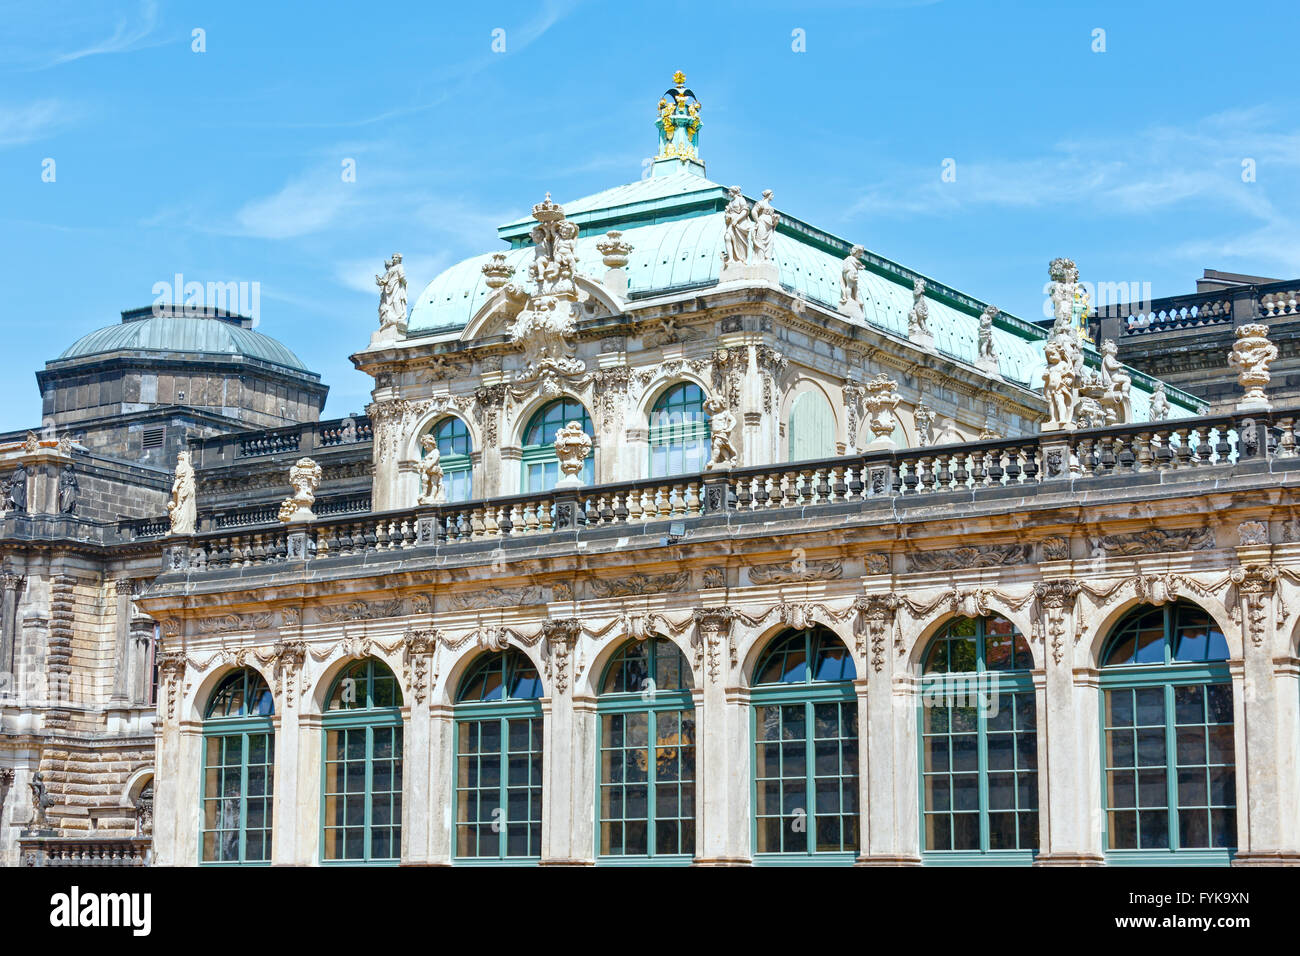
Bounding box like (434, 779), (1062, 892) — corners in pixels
(58, 314), (309, 372)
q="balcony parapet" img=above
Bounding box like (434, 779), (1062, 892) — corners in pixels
(153, 407), (1298, 577)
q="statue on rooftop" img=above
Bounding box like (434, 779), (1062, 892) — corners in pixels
(167, 452), (195, 535)
(907, 279), (932, 345)
(751, 190), (778, 263)
(1099, 339), (1132, 423)
(375, 253), (408, 335)
(417, 434), (445, 505)
(704, 397), (739, 470)
(508, 195), (586, 383)
(977, 305), (1000, 374)
(840, 245), (865, 316)
(1148, 381), (1170, 421)
(1042, 341), (1078, 431)
(722, 186), (752, 265)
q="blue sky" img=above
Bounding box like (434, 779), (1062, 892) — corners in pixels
(1, 0), (1297, 424)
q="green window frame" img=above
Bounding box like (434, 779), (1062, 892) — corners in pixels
(787, 389), (835, 461)
(429, 416), (473, 503)
(453, 649), (544, 864)
(321, 658), (404, 864)
(201, 667), (275, 865)
(521, 399), (594, 492)
(596, 637), (696, 863)
(1099, 602), (1236, 865)
(918, 616), (1039, 864)
(751, 627), (859, 864)
(648, 382), (709, 478)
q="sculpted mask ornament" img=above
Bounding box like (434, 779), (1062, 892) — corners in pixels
(278, 457), (322, 523)
(375, 252), (408, 335)
(167, 450), (196, 535)
(417, 434), (445, 505)
(1228, 323), (1278, 411)
(553, 421), (592, 488)
(840, 244), (865, 315)
(703, 397), (739, 469)
(508, 195), (587, 382)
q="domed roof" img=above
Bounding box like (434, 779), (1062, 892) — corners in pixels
(57, 312), (310, 373)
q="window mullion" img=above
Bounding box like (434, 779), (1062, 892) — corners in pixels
(806, 699), (816, 855)
(1165, 683), (1180, 851)
(239, 732), (249, 864)
(364, 725), (375, 862)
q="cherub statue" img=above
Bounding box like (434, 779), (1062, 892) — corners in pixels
(840, 244), (865, 312)
(704, 397), (739, 469)
(417, 434), (445, 505)
(1042, 341), (1077, 430)
(907, 278), (931, 339)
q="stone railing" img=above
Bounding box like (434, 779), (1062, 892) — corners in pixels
(1095, 279), (1299, 338)
(158, 408), (1296, 575)
(187, 414), (372, 468)
(19, 835), (152, 867)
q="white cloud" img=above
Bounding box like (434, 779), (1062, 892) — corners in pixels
(0, 100), (77, 147)
(233, 175), (354, 240)
(45, 0), (164, 67)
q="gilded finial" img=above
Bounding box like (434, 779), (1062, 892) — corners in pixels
(672, 70), (686, 86)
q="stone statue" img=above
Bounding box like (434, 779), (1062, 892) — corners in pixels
(375, 253), (408, 333)
(22, 431), (39, 454)
(3, 464), (27, 515)
(1099, 339), (1132, 423)
(703, 397), (739, 469)
(134, 784), (153, 838)
(862, 375), (901, 450)
(57, 463), (78, 514)
(553, 421), (592, 488)
(907, 279), (932, 344)
(417, 434), (445, 505)
(508, 195), (585, 382)
(29, 771), (52, 828)
(278, 457), (323, 523)
(977, 305), (999, 373)
(750, 189), (778, 263)
(722, 186), (752, 265)
(913, 402), (935, 448)
(1042, 341), (1077, 431)
(1048, 257), (1079, 331)
(1228, 323), (1278, 411)
(167, 452), (196, 535)
(1149, 381), (1170, 421)
(840, 245), (865, 315)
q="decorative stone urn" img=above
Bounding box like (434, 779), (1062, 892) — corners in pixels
(1228, 323), (1278, 411)
(278, 457), (322, 523)
(553, 421), (592, 489)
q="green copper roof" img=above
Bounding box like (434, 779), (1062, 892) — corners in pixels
(58, 315), (311, 373)
(407, 178), (1202, 417)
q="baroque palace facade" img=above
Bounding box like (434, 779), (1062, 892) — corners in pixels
(5, 75), (1300, 866)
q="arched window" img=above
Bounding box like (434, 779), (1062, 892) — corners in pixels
(649, 383), (709, 478)
(202, 667), (274, 864)
(598, 638), (696, 861)
(322, 658), (404, 864)
(454, 649), (543, 862)
(919, 616), (1038, 860)
(1100, 602), (1235, 860)
(787, 390), (835, 461)
(752, 627), (858, 860)
(521, 399), (594, 492)
(428, 417), (473, 502)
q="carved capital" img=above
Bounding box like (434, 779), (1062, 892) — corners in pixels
(854, 593), (901, 672)
(692, 606), (735, 684)
(1035, 580), (1081, 665)
(114, 578), (137, 596)
(542, 618), (582, 694)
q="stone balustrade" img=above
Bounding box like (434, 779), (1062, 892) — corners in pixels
(156, 406), (1296, 574)
(18, 836), (151, 867)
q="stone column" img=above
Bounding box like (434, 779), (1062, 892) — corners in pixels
(295, 711), (322, 865)
(0, 570), (23, 679)
(110, 579), (134, 701)
(854, 593), (916, 864)
(426, 703), (455, 865)
(692, 607), (747, 864)
(474, 382), (507, 498)
(1228, 558), (1298, 863)
(399, 629), (438, 864)
(539, 619), (591, 864)
(1272, 655), (1300, 860)
(153, 652), (195, 866)
(269, 644), (310, 865)
(1032, 580), (1104, 864)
